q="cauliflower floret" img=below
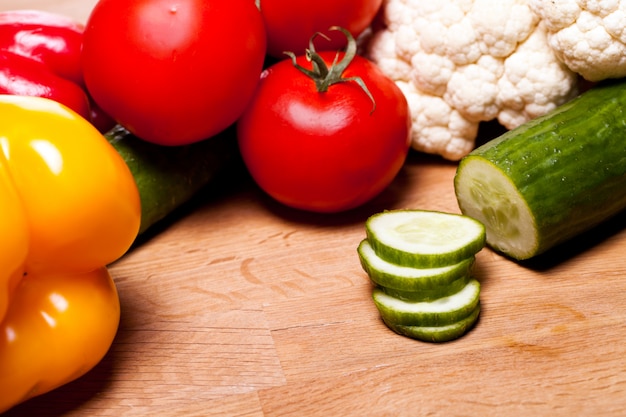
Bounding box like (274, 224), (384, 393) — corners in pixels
(397, 80), (478, 158)
(367, 0), (578, 160)
(529, 0), (626, 81)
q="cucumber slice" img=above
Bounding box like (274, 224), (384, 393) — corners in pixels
(365, 210), (485, 268)
(383, 304), (480, 343)
(358, 238), (474, 291)
(372, 278), (481, 327)
(378, 274), (470, 302)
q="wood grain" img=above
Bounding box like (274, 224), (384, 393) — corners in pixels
(6, 149), (626, 416)
(3, 1), (626, 416)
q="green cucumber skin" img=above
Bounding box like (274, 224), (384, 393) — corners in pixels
(365, 210), (486, 269)
(378, 275), (470, 302)
(357, 239), (476, 291)
(106, 125), (239, 235)
(456, 80), (626, 257)
(372, 279), (480, 327)
(366, 232), (483, 269)
(383, 304), (480, 343)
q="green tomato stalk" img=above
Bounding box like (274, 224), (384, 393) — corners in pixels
(284, 26), (376, 112)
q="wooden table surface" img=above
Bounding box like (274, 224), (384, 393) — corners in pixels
(4, 1), (626, 416)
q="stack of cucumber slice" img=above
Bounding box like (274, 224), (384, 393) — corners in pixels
(358, 210), (486, 342)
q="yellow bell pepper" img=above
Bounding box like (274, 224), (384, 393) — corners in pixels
(0, 94), (141, 412)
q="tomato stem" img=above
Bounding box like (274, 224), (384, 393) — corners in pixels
(284, 26), (376, 113)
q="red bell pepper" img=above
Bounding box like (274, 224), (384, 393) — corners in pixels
(0, 49), (91, 120)
(0, 9), (84, 85)
(0, 9), (114, 132)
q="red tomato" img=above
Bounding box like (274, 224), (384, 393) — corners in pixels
(260, 0), (383, 58)
(237, 34), (411, 213)
(82, 0), (266, 145)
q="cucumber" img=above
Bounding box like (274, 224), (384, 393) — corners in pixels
(454, 80), (626, 260)
(106, 125), (240, 235)
(378, 274), (470, 302)
(383, 304), (480, 343)
(372, 278), (481, 327)
(358, 210), (484, 342)
(365, 210), (486, 268)
(358, 238), (474, 292)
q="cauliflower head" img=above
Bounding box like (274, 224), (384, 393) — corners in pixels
(529, 0), (626, 82)
(366, 0), (579, 160)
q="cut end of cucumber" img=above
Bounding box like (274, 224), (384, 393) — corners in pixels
(454, 156), (538, 260)
(365, 210), (486, 268)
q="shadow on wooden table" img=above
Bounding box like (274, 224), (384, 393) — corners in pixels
(516, 211), (626, 272)
(2, 346), (119, 416)
(249, 150), (459, 229)
(3, 279), (150, 416)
